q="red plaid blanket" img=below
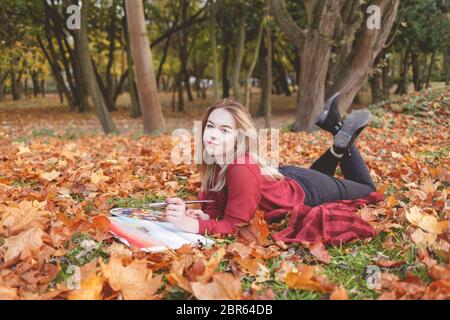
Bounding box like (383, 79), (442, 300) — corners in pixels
(266, 192), (384, 245)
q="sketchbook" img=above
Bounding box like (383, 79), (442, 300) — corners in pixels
(108, 208), (212, 252)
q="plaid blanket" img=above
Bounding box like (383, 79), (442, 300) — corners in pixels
(267, 192), (384, 245)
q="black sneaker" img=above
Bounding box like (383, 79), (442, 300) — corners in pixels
(314, 92), (343, 135)
(333, 109), (371, 155)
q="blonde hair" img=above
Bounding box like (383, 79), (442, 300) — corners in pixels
(198, 98), (284, 193)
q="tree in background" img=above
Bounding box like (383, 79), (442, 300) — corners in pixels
(125, 0), (166, 134)
(76, 0), (118, 134)
(270, 0), (399, 132)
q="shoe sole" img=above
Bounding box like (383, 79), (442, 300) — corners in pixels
(334, 110), (371, 149)
(314, 92), (341, 126)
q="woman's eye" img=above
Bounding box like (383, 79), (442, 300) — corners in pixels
(222, 129), (229, 134)
(206, 124), (213, 128)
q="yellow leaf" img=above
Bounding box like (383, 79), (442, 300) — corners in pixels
(191, 273), (241, 300)
(284, 265), (328, 293)
(68, 275), (104, 300)
(91, 169), (108, 184)
(406, 206), (447, 234)
(16, 143), (30, 155)
(196, 247), (226, 283)
(40, 170), (60, 181)
(100, 254), (162, 300)
(0, 200), (52, 234)
(1, 228), (45, 264)
(411, 228), (437, 249)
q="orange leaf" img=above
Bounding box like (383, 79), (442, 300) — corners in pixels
(237, 210), (269, 245)
(309, 242), (331, 264)
(330, 285), (348, 300)
(284, 265), (329, 293)
(191, 273), (241, 300)
(91, 215), (111, 233)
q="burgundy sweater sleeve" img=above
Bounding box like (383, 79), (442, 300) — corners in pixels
(198, 165), (261, 236)
(198, 190), (222, 220)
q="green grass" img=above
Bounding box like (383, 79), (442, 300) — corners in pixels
(163, 230), (434, 300)
(50, 233), (109, 287)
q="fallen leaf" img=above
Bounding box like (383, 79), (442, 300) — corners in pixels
(284, 265), (330, 293)
(0, 200), (52, 234)
(101, 254), (162, 300)
(196, 247), (226, 283)
(1, 228), (45, 265)
(91, 169), (109, 185)
(67, 275), (104, 300)
(40, 170), (60, 182)
(309, 242), (331, 264)
(406, 206), (447, 234)
(191, 273), (241, 300)
(411, 228), (437, 248)
(237, 210), (269, 245)
(330, 285), (348, 300)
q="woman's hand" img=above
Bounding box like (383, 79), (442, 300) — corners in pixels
(164, 197), (186, 218)
(186, 209), (210, 221)
(165, 197), (199, 233)
(168, 215), (199, 233)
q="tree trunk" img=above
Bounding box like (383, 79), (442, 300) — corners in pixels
(31, 71), (40, 97)
(11, 68), (21, 100)
(231, 7), (246, 101)
(382, 56), (390, 99)
(177, 74), (185, 112)
(0, 77), (4, 101)
(76, 0), (118, 134)
(444, 46), (450, 85)
(125, 0), (166, 134)
(324, 0), (400, 115)
(121, 6), (141, 118)
(244, 16), (265, 109)
(411, 51), (422, 91)
(41, 79), (46, 98)
(425, 52), (435, 88)
(209, 1), (220, 101)
(222, 42), (230, 98)
(396, 46), (410, 95)
(179, 0), (194, 102)
(264, 21), (272, 128)
(370, 73), (383, 104)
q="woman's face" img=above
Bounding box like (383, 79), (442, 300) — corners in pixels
(203, 108), (238, 163)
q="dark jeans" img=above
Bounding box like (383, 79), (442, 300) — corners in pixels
(278, 144), (376, 206)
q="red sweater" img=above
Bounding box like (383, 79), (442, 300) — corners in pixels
(197, 153), (306, 235)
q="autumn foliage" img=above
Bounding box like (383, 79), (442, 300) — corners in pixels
(0, 88), (449, 300)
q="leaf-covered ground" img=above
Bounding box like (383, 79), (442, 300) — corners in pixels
(0, 88), (448, 300)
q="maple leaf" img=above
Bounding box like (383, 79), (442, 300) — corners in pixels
(227, 242), (253, 259)
(410, 228), (437, 249)
(90, 169), (109, 185)
(406, 206), (448, 234)
(67, 275), (104, 300)
(100, 254), (162, 300)
(1, 228), (45, 265)
(195, 247), (226, 283)
(191, 273), (241, 300)
(284, 264), (333, 293)
(1, 200), (52, 235)
(236, 210), (269, 246)
(40, 170), (60, 182)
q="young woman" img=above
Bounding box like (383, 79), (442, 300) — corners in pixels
(164, 94), (377, 237)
